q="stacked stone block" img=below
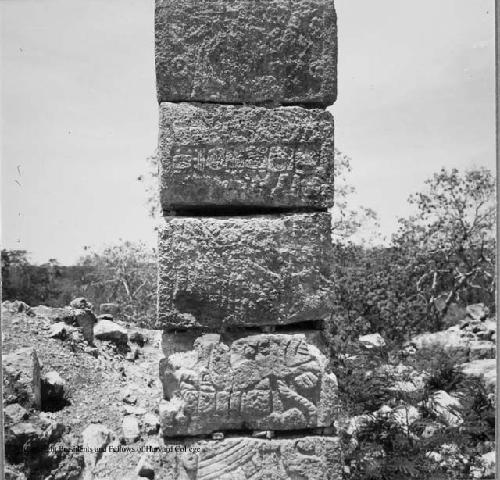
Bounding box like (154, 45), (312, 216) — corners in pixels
(155, 0), (339, 477)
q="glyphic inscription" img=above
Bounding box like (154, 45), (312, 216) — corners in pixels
(170, 141), (324, 174)
(158, 103), (335, 210)
(159, 334), (338, 436)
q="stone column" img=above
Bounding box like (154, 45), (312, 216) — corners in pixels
(154, 0), (340, 477)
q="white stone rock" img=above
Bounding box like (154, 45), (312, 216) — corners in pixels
(469, 341), (496, 361)
(427, 391), (463, 427)
(461, 359), (496, 392)
(143, 413), (160, 435)
(466, 303), (489, 321)
(425, 451), (443, 463)
(390, 404), (420, 432)
(359, 333), (386, 349)
(480, 451), (496, 478)
(94, 320), (128, 344)
(122, 415), (140, 443)
(82, 423), (114, 478)
(4, 403), (29, 423)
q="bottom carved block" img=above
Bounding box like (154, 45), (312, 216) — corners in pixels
(156, 436), (342, 480)
(159, 333), (338, 436)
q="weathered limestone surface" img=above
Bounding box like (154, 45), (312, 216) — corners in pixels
(3, 347), (42, 409)
(159, 333), (337, 435)
(156, 436), (342, 480)
(159, 103), (335, 211)
(155, 0), (337, 105)
(157, 213), (333, 330)
(161, 328), (327, 357)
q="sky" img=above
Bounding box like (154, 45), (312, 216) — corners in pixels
(1, 0), (496, 264)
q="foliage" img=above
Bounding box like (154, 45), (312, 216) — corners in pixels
(78, 240), (156, 325)
(393, 167), (496, 326)
(331, 150), (384, 246)
(338, 342), (495, 480)
(328, 167), (496, 345)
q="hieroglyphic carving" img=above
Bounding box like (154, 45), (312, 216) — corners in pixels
(158, 103), (335, 210)
(159, 334), (338, 436)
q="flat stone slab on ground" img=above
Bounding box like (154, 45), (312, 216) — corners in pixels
(159, 103), (335, 211)
(155, 0), (337, 105)
(156, 436), (342, 480)
(157, 213), (333, 330)
(159, 333), (337, 436)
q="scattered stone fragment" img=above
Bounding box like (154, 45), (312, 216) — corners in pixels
(82, 423), (114, 475)
(460, 359), (496, 392)
(4, 464), (28, 480)
(2, 300), (34, 315)
(358, 333), (386, 349)
(155, 0), (337, 105)
(158, 213), (334, 330)
(390, 405), (420, 433)
(479, 451), (496, 478)
(41, 371), (66, 410)
(100, 303), (120, 315)
(49, 322), (75, 339)
(70, 297), (93, 310)
(137, 454), (155, 479)
(466, 303), (489, 321)
(4, 422), (45, 461)
(124, 405), (147, 416)
(426, 391), (463, 427)
(143, 413), (160, 435)
(84, 346), (99, 358)
(70, 309), (96, 344)
(159, 103), (335, 210)
(3, 347), (42, 409)
(121, 388), (138, 405)
(126, 351), (136, 362)
(122, 416), (140, 443)
(212, 432), (224, 441)
(469, 341), (496, 361)
(412, 329), (470, 358)
(159, 333), (337, 436)
(129, 331), (146, 347)
(3, 403), (29, 424)
(32, 306), (96, 344)
(94, 320), (128, 344)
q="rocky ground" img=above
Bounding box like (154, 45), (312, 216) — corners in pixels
(2, 299), (497, 480)
(337, 303), (496, 479)
(2, 299), (163, 480)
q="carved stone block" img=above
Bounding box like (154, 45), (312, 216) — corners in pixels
(158, 103), (335, 211)
(159, 333), (338, 436)
(156, 436), (342, 480)
(157, 213), (333, 330)
(155, 0), (337, 105)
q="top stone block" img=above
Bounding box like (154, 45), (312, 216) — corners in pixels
(155, 0), (337, 105)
